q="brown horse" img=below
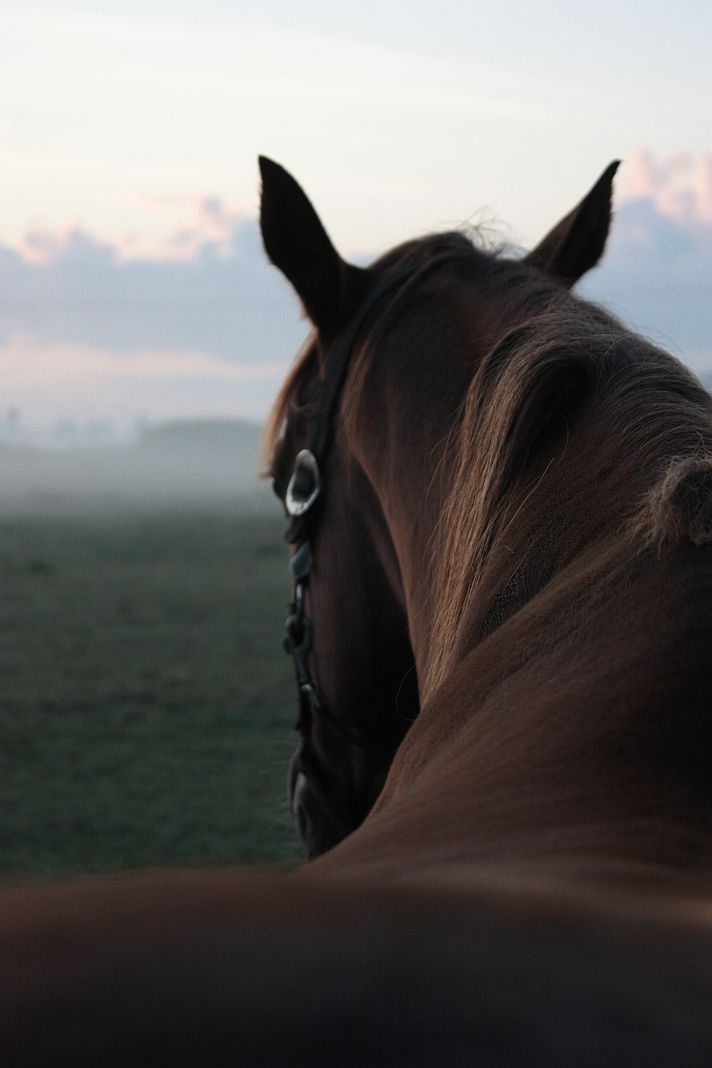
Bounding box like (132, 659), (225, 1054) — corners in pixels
(263, 156), (712, 875)
(4, 160), (712, 1065)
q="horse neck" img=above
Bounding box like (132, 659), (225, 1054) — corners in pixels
(335, 286), (712, 873)
(344, 271), (582, 680)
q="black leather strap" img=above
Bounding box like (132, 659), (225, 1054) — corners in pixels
(284, 261), (418, 546)
(308, 261), (418, 468)
(281, 260), (421, 752)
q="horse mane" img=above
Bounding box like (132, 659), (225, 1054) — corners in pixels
(262, 229), (712, 702)
(632, 453), (712, 550)
(262, 335), (318, 476)
(424, 287), (712, 698)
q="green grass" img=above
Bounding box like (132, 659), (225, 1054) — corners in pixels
(0, 507), (304, 879)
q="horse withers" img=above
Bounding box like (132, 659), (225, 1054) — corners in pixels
(4, 159), (712, 1065)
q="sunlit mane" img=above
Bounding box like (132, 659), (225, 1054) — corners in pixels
(424, 296), (712, 698)
(262, 225), (712, 706)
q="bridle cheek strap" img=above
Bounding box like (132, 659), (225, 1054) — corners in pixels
(281, 262), (419, 751)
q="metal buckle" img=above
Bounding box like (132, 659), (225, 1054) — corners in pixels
(285, 450), (320, 517)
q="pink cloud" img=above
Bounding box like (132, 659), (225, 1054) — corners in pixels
(18, 226), (116, 266)
(622, 149), (712, 224)
(161, 196), (241, 260)
(20, 228), (73, 265)
(696, 157), (712, 222)
(10, 194), (252, 266)
(121, 193), (246, 262)
(623, 149), (657, 200)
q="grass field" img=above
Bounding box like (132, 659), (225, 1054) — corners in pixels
(0, 505), (304, 880)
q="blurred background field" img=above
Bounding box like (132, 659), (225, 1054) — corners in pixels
(0, 420), (303, 879)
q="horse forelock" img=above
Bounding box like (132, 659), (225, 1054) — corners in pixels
(262, 228), (505, 478)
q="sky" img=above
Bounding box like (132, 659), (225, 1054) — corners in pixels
(1, 1), (710, 441)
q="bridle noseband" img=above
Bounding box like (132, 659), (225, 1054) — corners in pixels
(280, 262), (419, 753)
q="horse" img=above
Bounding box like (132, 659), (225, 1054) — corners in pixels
(4, 158), (712, 1065)
(263, 156), (712, 875)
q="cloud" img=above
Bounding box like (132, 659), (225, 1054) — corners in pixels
(621, 149), (712, 225)
(2, 160), (710, 438)
(19, 227), (117, 266)
(581, 153), (712, 372)
(0, 204), (308, 431)
(131, 194), (255, 262)
(0, 209), (307, 364)
(4, 156), (706, 380)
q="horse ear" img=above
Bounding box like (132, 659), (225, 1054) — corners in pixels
(259, 156), (353, 333)
(525, 161), (620, 286)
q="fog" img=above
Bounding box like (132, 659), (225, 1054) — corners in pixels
(5, 368), (710, 517)
(0, 419), (276, 515)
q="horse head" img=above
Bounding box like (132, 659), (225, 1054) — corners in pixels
(260, 156), (619, 858)
(260, 159), (423, 856)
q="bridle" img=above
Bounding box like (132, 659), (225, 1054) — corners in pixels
(280, 261), (419, 754)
